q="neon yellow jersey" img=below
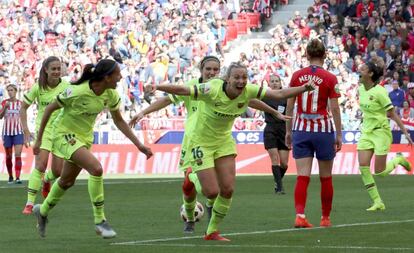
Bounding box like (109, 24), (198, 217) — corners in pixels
(23, 80), (70, 131)
(188, 79), (266, 146)
(168, 78), (201, 124)
(358, 84), (393, 133)
(54, 81), (121, 144)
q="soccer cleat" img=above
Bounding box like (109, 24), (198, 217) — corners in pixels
(320, 216), (331, 227)
(33, 204), (48, 238)
(396, 152), (411, 171)
(366, 202), (385, 211)
(22, 204), (33, 215)
(95, 220), (117, 239)
(294, 216), (313, 228)
(15, 178), (22, 184)
(8, 176), (14, 184)
(204, 231), (230, 241)
(206, 205), (213, 223)
(183, 220), (195, 233)
(42, 180), (51, 198)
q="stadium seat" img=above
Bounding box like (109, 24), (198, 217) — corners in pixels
(246, 13), (261, 29)
(235, 18), (248, 35)
(226, 25), (238, 42)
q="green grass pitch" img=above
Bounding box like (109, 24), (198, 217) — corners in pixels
(0, 175), (413, 253)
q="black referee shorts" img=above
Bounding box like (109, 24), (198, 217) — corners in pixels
(263, 124), (289, 150)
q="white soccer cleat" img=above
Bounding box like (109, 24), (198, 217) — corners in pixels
(95, 220), (117, 239)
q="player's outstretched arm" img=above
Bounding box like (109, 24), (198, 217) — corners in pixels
(248, 99), (291, 121)
(155, 84), (191, 96)
(387, 108), (414, 146)
(329, 98), (342, 152)
(34, 101), (61, 155)
(129, 96), (172, 128)
(111, 109), (153, 159)
(264, 81), (315, 101)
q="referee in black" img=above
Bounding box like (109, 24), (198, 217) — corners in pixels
(262, 74), (290, 194)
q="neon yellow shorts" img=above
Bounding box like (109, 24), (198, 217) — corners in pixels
(39, 126), (54, 152)
(357, 128), (392, 155)
(52, 132), (91, 161)
(178, 135), (191, 172)
(188, 139), (237, 172)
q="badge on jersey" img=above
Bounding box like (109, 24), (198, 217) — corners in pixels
(334, 84), (340, 94)
(237, 103), (245, 108)
(198, 83), (211, 94)
(63, 88), (73, 98)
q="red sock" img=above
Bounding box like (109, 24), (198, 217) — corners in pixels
(320, 176), (333, 217)
(182, 168), (195, 197)
(294, 176), (310, 214)
(5, 148), (13, 177)
(15, 157), (22, 179)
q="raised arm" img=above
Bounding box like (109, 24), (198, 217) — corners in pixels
(129, 96), (172, 128)
(329, 98), (342, 152)
(20, 101), (32, 147)
(155, 84), (191, 96)
(387, 108), (414, 146)
(111, 109), (153, 159)
(33, 101), (61, 155)
(263, 81), (314, 101)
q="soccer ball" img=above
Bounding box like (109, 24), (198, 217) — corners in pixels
(180, 201), (205, 222)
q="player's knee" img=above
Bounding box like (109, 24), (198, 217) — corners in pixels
(220, 186), (234, 198)
(89, 165), (103, 176)
(280, 163), (288, 170)
(58, 178), (75, 190)
(36, 160), (48, 172)
(203, 188), (219, 200)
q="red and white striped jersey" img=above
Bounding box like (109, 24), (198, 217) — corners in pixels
(1, 99), (23, 136)
(289, 65), (340, 133)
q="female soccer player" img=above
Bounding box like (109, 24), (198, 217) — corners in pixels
(129, 56), (222, 234)
(0, 84), (24, 184)
(130, 56), (288, 233)
(285, 39), (342, 228)
(32, 59), (153, 239)
(21, 56), (69, 215)
(357, 60), (413, 211)
(153, 62), (314, 241)
(262, 74), (290, 194)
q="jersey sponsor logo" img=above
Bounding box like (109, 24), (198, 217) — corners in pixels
(213, 111), (241, 118)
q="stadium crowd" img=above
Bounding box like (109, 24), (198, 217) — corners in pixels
(0, 0), (414, 131)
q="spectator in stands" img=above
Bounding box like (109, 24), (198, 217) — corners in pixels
(400, 100), (414, 120)
(389, 79), (406, 109)
(406, 82), (414, 108)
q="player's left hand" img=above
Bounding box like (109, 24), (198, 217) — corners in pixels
(304, 80), (316, 91)
(33, 139), (41, 155)
(335, 135), (342, 152)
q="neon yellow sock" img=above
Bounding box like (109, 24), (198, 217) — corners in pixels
(206, 198), (215, 208)
(44, 170), (57, 182)
(40, 181), (66, 216)
(88, 175), (106, 224)
(360, 166), (382, 203)
(27, 169), (44, 204)
(376, 156), (404, 177)
(182, 196), (196, 221)
(206, 195), (232, 235)
(189, 172), (202, 193)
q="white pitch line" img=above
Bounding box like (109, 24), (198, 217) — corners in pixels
(0, 179), (181, 189)
(126, 243), (413, 251)
(111, 219), (414, 245)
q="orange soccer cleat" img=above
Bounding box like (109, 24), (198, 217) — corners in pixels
(294, 216), (313, 228)
(320, 216), (331, 227)
(204, 231), (230, 241)
(22, 204), (33, 215)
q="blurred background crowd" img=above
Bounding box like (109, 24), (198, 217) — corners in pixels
(0, 0), (413, 131)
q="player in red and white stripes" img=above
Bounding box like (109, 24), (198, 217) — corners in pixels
(0, 84), (24, 184)
(286, 39), (342, 228)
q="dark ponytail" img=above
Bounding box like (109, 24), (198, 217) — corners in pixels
(38, 56), (61, 90)
(71, 59), (118, 85)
